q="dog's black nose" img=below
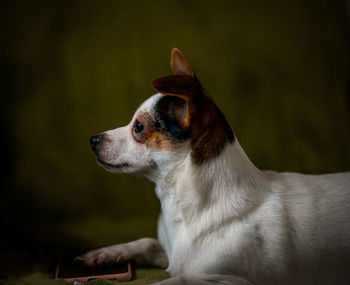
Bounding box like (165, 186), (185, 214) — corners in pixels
(90, 135), (101, 152)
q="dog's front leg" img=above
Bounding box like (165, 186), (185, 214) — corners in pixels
(76, 238), (168, 268)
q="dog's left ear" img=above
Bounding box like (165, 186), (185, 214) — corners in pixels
(170, 48), (195, 77)
(152, 48), (210, 130)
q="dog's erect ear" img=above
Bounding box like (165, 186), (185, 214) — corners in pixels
(153, 49), (199, 100)
(152, 50), (210, 131)
(152, 49), (235, 164)
(171, 48), (195, 77)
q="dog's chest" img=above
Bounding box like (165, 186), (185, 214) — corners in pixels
(159, 191), (185, 243)
(156, 187), (192, 269)
(163, 206), (196, 275)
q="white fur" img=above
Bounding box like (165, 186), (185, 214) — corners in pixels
(82, 93), (350, 285)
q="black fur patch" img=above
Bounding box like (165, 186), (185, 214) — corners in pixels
(154, 96), (190, 141)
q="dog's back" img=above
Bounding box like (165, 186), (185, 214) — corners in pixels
(264, 171), (350, 284)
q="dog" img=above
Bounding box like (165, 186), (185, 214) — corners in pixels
(78, 48), (350, 284)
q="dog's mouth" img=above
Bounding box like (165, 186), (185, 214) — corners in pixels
(97, 158), (130, 169)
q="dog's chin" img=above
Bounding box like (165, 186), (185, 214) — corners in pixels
(97, 158), (131, 173)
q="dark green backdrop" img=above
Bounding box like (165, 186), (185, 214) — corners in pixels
(1, 0), (349, 283)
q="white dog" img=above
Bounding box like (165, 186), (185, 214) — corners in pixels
(79, 48), (350, 284)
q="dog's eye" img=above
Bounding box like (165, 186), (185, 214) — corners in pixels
(134, 120), (144, 133)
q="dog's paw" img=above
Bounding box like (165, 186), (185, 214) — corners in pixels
(76, 244), (132, 266)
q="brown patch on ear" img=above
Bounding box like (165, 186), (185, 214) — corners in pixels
(191, 105), (235, 164)
(171, 48), (195, 77)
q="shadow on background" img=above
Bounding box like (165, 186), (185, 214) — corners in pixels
(0, 0), (349, 281)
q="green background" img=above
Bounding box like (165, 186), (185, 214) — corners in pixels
(1, 0), (349, 284)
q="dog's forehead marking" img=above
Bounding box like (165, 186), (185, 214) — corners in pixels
(135, 93), (163, 115)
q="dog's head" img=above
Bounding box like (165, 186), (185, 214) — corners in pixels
(90, 48), (234, 176)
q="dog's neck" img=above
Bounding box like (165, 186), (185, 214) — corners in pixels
(151, 139), (269, 219)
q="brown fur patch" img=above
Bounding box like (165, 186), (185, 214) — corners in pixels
(191, 103), (235, 164)
(145, 130), (178, 150)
